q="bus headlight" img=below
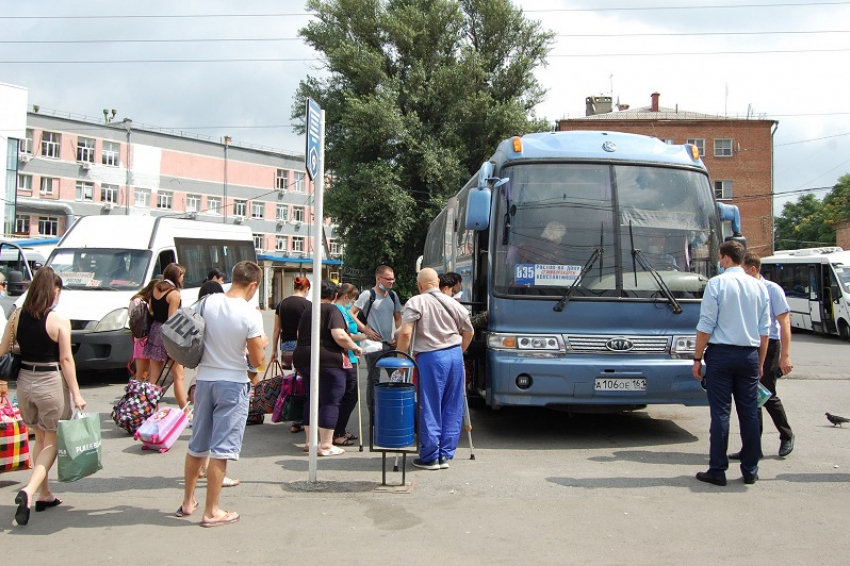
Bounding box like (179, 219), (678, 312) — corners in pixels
(94, 307), (129, 333)
(671, 335), (697, 359)
(487, 333), (563, 352)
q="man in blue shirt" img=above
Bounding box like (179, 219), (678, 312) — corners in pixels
(692, 241), (770, 486)
(726, 252), (794, 458)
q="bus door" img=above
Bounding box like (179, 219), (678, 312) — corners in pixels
(822, 264), (839, 334)
(808, 264), (824, 333)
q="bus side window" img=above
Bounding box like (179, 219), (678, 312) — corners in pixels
(153, 250), (176, 278)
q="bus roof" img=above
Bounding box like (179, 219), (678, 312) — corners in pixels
(763, 247), (850, 264)
(491, 131), (707, 170)
(57, 215), (253, 250)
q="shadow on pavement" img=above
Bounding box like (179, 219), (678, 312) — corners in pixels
(0, 503), (193, 535)
(546, 475), (753, 492)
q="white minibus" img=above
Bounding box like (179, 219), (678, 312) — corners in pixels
(23, 215), (257, 370)
(760, 247), (850, 339)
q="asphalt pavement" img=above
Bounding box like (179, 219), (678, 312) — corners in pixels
(2, 314), (850, 565)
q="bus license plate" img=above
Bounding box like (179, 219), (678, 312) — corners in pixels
(595, 378), (647, 392)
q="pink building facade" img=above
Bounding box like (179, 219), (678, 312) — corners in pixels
(14, 109), (342, 308)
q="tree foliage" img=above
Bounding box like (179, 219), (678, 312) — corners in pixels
(821, 173), (850, 228)
(292, 0), (554, 293)
(773, 193), (834, 250)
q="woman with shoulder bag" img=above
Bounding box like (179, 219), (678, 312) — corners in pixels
(1, 267), (86, 527)
(128, 278), (159, 382)
(271, 276), (311, 433)
(144, 263), (188, 409)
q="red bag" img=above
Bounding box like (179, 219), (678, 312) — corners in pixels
(0, 397), (32, 474)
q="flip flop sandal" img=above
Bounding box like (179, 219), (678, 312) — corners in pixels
(290, 423), (305, 434)
(221, 478), (240, 488)
(201, 510), (240, 528)
(35, 498), (63, 512)
(175, 499), (198, 517)
(319, 445), (345, 457)
(333, 437), (355, 446)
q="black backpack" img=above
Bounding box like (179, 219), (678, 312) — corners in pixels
(128, 299), (152, 339)
(356, 288), (399, 326)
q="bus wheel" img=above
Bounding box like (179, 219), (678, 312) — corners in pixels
(840, 321), (850, 342)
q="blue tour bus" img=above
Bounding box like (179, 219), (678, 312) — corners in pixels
(421, 131), (743, 410)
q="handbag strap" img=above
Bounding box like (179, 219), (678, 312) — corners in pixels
(259, 359), (283, 383)
(425, 292), (462, 334)
(9, 309), (19, 346)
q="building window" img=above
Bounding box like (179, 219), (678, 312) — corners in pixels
(38, 216), (58, 236)
(330, 240), (341, 255)
(714, 180), (733, 200)
(276, 204), (288, 221)
(291, 236), (305, 252)
(233, 199), (247, 217)
(293, 206), (305, 222)
(134, 188), (150, 208)
(40, 177), (56, 196)
(714, 138), (733, 157)
(293, 172), (305, 193)
(101, 184), (118, 203)
(102, 141), (120, 166)
(186, 194), (201, 213)
(276, 235), (287, 252)
(77, 137), (96, 163)
(253, 233), (265, 251)
(76, 181), (94, 201)
(41, 132), (60, 158)
(660, 138), (674, 145)
(15, 215), (30, 234)
(686, 138), (705, 156)
(251, 201), (265, 219)
(17, 174), (32, 192)
(276, 169), (288, 190)
(207, 197), (221, 215)
(19, 130), (33, 155)
(157, 191), (173, 209)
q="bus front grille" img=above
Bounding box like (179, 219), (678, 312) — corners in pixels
(566, 335), (670, 353)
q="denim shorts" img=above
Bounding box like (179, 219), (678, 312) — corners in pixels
(188, 380), (250, 461)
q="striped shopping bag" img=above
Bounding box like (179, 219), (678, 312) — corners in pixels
(0, 399), (32, 474)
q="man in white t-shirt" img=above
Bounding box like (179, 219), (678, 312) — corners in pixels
(177, 261), (266, 528)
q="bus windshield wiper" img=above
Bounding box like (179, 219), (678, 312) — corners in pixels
(631, 248), (683, 315)
(553, 248), (602, 312)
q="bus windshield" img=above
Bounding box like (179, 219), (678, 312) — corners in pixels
(49, 249), (151, 290)
(492, 163), (719, 299)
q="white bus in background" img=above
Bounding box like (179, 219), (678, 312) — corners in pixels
(760, 247), (850, 340)
(19, 216), (257, 371)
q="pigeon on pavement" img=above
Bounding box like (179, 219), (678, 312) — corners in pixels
(826, 413), (850, 427)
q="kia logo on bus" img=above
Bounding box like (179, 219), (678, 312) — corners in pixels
(602, 141), (617, 152)
(606, 337), (634, 352)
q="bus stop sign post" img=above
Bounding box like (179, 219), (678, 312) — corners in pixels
(306, 98), (325, 484)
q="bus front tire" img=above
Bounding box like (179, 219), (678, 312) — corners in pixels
(840, 321), (850, 342)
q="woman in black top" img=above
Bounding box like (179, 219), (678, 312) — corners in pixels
(294, 280), (362, 456)
(272, 276), (311, 432)
(2, 267), (86, 527)
(143, 263), (188, 408)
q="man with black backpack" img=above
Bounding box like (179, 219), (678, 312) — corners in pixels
(350, 264), (402, 415)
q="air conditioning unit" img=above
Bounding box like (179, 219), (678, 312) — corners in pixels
(19, 154), (32, 163)
(102, 202), (114, 211)
(80, 162), (92, 170)
(233, 215), (245, 224)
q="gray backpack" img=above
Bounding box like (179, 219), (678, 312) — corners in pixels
(161, 296), (208, 369)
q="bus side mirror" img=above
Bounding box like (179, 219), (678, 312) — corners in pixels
(466, 188), (491, 231)
(477, 162), (494, 189)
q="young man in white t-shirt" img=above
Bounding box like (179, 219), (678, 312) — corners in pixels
(177, 261), (266, 527)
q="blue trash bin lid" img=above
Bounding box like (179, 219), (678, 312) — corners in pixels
(375, 357), (416, 369)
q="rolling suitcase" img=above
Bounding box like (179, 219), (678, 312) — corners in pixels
(134, 405), (191, 453)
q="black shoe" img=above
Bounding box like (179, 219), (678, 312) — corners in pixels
(696, 471), (727, 486)
(413, 458), (440, 470)
(14, 490), (30, 526)
(743, 473), (759, 485)
(438, 456), (450, 469)
(778, 435), (795, 457)
(729, 451), (741, 460)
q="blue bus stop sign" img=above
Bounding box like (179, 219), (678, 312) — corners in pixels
(305, 98), (322, 181)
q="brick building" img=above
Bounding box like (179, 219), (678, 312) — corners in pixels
(556, 93), (777, 254)
(11, 107), (342, 308)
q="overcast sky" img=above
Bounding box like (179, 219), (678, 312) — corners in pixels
(2, 0), (849, 216)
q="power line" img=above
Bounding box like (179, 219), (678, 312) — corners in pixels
(2, 30), (849, 45)
(4, 46), (850, 65)
(1, 2), (848, 20)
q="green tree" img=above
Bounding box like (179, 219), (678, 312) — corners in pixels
(773, 193), (834, 250)
(293, 0), (554, 294)
(821, 173), (850, 228)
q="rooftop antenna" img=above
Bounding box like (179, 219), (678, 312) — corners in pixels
(724, 83), (729, 117)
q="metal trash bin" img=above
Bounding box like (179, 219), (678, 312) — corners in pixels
(371, 351), (418, 486)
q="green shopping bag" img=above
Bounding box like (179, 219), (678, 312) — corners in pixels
(57, 412), (103, 483)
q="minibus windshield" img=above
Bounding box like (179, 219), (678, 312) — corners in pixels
(49, 249), (151, 290)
